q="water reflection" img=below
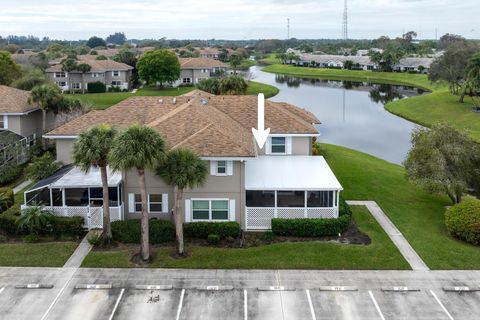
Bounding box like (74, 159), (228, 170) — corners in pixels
(250, 66), (425, 164)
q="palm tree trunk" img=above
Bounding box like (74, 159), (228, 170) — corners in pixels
(100, 166), (112, 239)
(138, 168), (150, 261)
(173, 185), (185, 255)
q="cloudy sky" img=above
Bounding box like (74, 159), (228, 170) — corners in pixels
(0, 0), (477, 40)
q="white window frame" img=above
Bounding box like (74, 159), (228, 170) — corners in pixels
(111, 80), (122, 86)
(71, 83), (81, 89)
(56, 81), (67, 87)
(182, 78), (191, 84)
(216, 160), (227, 176)
(271, 136), (286, 154)
(191, 199), (230, 221)
(54, 72), (66, 78)
(112, 70), (120, 77)
(134, 194), (142, 213)
(148, 194), (163, 213)
(0, 115), (7, 129)
(91, 73), (100, 78)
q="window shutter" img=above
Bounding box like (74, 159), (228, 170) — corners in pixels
(286, 136), (293, 154)
(265, 137), (272, 155)
(184, 199), (191, 222)
(162, 193), (169, 213)
(128, 193), (135, 213)
(210, 161), (217, 175)
(226, 161), (233, 176)
(147, 194), (151, 213)
(3, 116), (8, 129)
(229, 199), (236, 222)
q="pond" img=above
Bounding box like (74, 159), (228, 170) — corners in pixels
(249, 65), (425, 164)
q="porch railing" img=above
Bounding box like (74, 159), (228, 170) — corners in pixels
(245, 207), (338, 230)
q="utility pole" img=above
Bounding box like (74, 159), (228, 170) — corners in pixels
(342, 0), (348, 40)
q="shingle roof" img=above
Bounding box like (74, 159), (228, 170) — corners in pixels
(46, 58), (133, 73)
(0, 85), (38, 114)
(45, 91), (320, 157)
(179, 57), (227, 69)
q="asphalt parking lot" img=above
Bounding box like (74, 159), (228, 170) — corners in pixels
(1, 268), (480, 320)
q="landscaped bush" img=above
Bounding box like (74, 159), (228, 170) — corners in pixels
(108, 86), (122, 92)
(0, 163), (24, 186)
(0, 188), (15, 212)
(271, 197), (352, 237)
(87, 81), (106, 93)
(183, 222), (241, 239)
(207, 234), (220, 244)
(111, 219), (175, 244)
(49, 216), (85, 238)
(445, 196), (480, 245)
(26, 152), (61, 182)
(0, 213), (18, 235)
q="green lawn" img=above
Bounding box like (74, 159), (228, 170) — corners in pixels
(321, 143), (480, 269)
(258, 54), (281, 65)
(0, 242), (79, 267)
(82, 206), (409, 269)
(231, 59), (256, 70)
(68, 81), (278, 110)
(262, 64), (480, 142)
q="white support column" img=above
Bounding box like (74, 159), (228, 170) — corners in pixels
(304, 191), (308, 218)
(49, 188), (53, 207)
(62, 188), (66, 215)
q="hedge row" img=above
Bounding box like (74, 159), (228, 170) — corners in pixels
(183, 222), (240, 239)
(0, 213), (84, 237)
(111, 219), (176, 244)
(271, 197), (352, 237)
(0, 188), (15, 212)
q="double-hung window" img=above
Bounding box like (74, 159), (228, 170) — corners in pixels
(148, 194), (163, 213)
(112, 70), (120, 77)
(271, 137), (286, 154)
(0, 116), (5, 129)
(216, 161), (226, 175)
(54, 72), (66, 78)
(192, 199), (229, 221)
(134, 194), (142, 212)
(111, 80), (121, 86)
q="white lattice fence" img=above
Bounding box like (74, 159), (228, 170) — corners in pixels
(88, 207), (103, 229)
(277, 208), (305, 219)
(307, 207), (337, 218)
(245, 207), (275, 230)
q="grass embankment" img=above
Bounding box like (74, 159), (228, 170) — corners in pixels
(0, 242), (79, 267)
(231, 59), (256, 70)
(321, 143), (480, 269)
(257, 54), (281, 65)
(262, 64), (480, 142)
(68, 81), (279, 110)
(82, 206), (409, 269)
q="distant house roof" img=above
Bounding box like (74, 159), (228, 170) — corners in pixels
(45, 90), (320, 157)
(0, 85), (38, 114)
(46, 58), (133, 73)
(299, 53), (433, 68)
(179, 57), (227, 69)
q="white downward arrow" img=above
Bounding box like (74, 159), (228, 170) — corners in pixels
(252, 93), (271, 149)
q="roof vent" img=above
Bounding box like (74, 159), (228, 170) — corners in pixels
(200, 98), (209, 105)
(159, 98), (164, 104)
(172, 97), (177, 104)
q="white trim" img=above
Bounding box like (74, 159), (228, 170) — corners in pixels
(268, 134), (318, 137)
(229, 199), (236, 221)
(43, 135), (79, 139)
(201, 157), (253, 161)
(286, 136), (292, 154)
(0, 108), (40, 116)
(210, 161), (216, 176)
(1, 115), (7, 129)
(128, 193), (135, 213)
(162, 193), (169, 213)
(226, 161), (233, 176)
(184, 199), (191, 222)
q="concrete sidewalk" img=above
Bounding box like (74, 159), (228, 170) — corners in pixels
(12, 180), (32, 194)
(63, 236), (92, 268)
(347, 200), (429, 271)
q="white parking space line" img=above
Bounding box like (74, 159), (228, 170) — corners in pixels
(0, 287), (4, 295)
(430, 290), (454, 320)
(40, 276), (73, 320)
(368, 290), (386, 320)
(305, 290), (317, 320)
(175, 289), (185, 320)
(108, 288), (125, 320)
(244, 289), (248, 320)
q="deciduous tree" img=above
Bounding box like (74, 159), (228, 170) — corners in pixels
(137, 50), (180, 87)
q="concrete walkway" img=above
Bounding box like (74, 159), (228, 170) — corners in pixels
(63, 235), (92, 268)
(12, 179), (32, 194)
(347, 200), (429, 271)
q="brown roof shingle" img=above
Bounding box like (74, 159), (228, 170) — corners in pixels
(0, 86), (38, 114)
(46, 58), (133, 73)
(179, 57), (227, 69)
(45, 91), (320, 157)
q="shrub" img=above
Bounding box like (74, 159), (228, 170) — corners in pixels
(271, 197), (352, 237)
(183, 222), (241, 239)
(23, 234), (39, 243)
(87, 229), (104, 246)
(87, 81), (106, 93)
(49, 216), (84, 238)
(445, 196), (480, 245)
(16, 205), (53, 235)
(108, 86), (122, 92)
(0, 213), (18, 235)
(0, 163), (24, 185)
(261, 231), (274, 242)
(207, 234), (220, 244)
(0, 188), (15, 212)
(111, 219), (175, 244)
(26, 152), (61, 182)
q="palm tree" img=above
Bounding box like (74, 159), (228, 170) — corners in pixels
(229, 53), (242, 75)
(155, 149), (208, 256)
(460, 53), (480, 103)
(73, 124), (117, 239)
(219, 76), (248, 95)
(61, 58), (78, 94)
(16, 205), (52, 235)
(109, 125), (166, 262)
(29, 84), (67, 146)
(76, 63), (92, 94)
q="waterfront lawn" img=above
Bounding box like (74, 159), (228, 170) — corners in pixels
(69, 81), (278, 109)
(231, 59), (256, 70)
(81, 206), (409, 269)
(321, 143), (480, 269)
(258, 54), (281, 65)
(0, 242), (79, 267)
